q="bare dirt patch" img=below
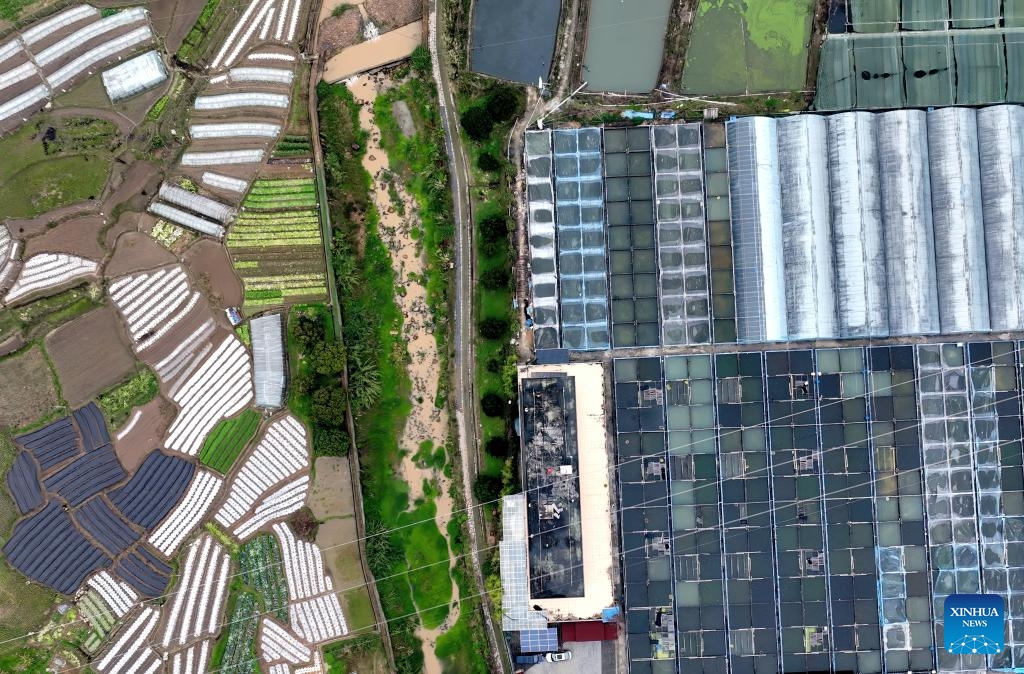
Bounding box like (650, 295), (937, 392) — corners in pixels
(45, 307), (136, 408)
(101, 158), (161, 216)
(307, 457), (355, 519)
(23, 216), (105, 260)
(183, 239), (243, 309)
(113, 396), (175, 471)
(0, 346), (59, 429)
(363, 0), (421, 30)
(320, 9), (364, 56)
(105, 231), (177, 278)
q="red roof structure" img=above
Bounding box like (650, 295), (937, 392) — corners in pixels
(558, 620), (618, 642)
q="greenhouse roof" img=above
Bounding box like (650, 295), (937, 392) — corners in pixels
(102, 50), (166, 102)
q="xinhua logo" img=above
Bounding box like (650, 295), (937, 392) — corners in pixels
(944, 594), (1005, 655)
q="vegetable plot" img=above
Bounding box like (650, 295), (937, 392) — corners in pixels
(229, 177), (327, 311)
(199, 409), (261, 473)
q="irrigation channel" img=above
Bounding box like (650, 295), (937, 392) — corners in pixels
(347, 74), (460, 674)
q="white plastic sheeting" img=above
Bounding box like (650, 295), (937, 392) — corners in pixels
(926, 107), (990, 334)
(189, 122), (281, 139)
(978, 105), (1024, 331)
(876, 109), (940, 336)
(202, 172), (248, 193)
(159, 183), (236, 223)
(777, 115), (837, 340)
(47, 25), (154, 90)
(181, 149), (265, 166)
(248, 52), (296, 62)
(0, 84), (48, 122)
(149, 202), (226, 238)
(0, 62), (40, 94)
(726, 116), (787, 342)
(251, 313), (285, 409)
(194, 92), (289, 109)
(228, 66), (293, 85)
(523, 130), (560, 350)
(827, 112), (889, 338)
(35, 7), (147, 68)
(101, 50), (166, 102)
(20, 5), (99, 46)
(0, 39), (22, 66)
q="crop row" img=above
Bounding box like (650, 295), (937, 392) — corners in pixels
(239, 534), (289, 622)
(199, 409), (261, 474)
(219, 591), (259, 674)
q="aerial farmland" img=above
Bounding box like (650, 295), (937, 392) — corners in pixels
(0, 0), (398, 667)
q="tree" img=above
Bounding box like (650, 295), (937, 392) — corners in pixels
(460, 104), (493, 141)
(480, 267), (510, 291)
(411, 44), (431, 76)
(293, 314), (325, 350)
(314, 426), (349, 457)
(477, 152), (500, 172)
(485, 86), (520, 123)
(289, 507), (320, 541)
(481, 392), (506, 418)
(478, 316), (509, 340)
(485, 436), (510, 457)
(478, 212), (509, 243)
(473, 474), (503, 503)
(311, 386), (346, 427)
(310, 341), (345, 376)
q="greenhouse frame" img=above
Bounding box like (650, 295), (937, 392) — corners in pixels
(101, 50), (166, 102)
(181, 149), (265, 166)
(189, 122), (281, 139)
(251, 313), (285, 409)
(148, 202), (225, 238)
(158, 183), (236, 223)
(194, 92), (289, 110)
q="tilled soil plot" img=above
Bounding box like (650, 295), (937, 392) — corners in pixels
(184, 239), (243, 309)
(113, 396), (176, 471)
(45, 306), (137, 408)
(23, 216), (105, 260)
(364, 0), (421, 30)
(105, 231), (177, 278)
(0, 346), (59, 428)
(320, 9), (363, 56)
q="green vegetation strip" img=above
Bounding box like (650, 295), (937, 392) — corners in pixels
(239, 534), (289, 621)
(199, 409), (260, 474)
(97, 369), (159, 429)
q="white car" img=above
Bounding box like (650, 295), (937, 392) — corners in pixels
(545, 651), (572, 662)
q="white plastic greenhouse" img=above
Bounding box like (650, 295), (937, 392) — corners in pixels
(148, 203), (226, 238)
(158, 183), (236, 223)
(181, 149), (265, 166)
(228, 66), (293, 85)
(101, 50), (166, 102)
(0, 39), (23, 67)
(47, 25), (154, 90)
(201, 172), (248, 193)
(251, 313), (285, 409)
(20, 5), (99, 46)
(35, 7), (148, 68)
(193, 92), (289, 110)
(726, 105), (1024, 342)
(0, 62), (40, 94)
(0, 84), (48, 122)
(978, 105), (1024, 332)
(189, 122), (281, 139)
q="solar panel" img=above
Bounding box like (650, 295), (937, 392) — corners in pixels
(520, 628), (559, 653)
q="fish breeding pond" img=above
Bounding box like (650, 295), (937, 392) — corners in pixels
(681, 0), (815, 95)
(582, 0), (671, 93)
(470, 0), (561, 84)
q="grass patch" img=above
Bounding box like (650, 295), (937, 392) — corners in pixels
(324, 634), (389, 674)
(198, 409), (260, 474)
(0, 118), (119, 219)
(341, 587), (375, 632)
(0, 0), (33, 21)
(96, 369), (159, 429)
(0, 284), (99, 344)
(176, 0), (222, 63)
(399, 500), (452, 629)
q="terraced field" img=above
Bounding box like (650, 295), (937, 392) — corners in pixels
(228, 176), (328, 311)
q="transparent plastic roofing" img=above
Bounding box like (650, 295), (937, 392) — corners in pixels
(193, 92), (289, 110)
(157, 183), (236, 223)
(615, 342), (1024, 674)
(201, 172), (248, 193)
(102, 50), (166, 102)
(148, 202), (225, 238)
(816, 28), (1024, 110)
(47, 26), (154, 91)
(524, 130), (560, 350)
(181, 149), (265, 166)
(251, 313), (285, 409)
(228, 66), (294, 85)
(725, 107), (1021, 343)
(189, 122), (281, 139)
